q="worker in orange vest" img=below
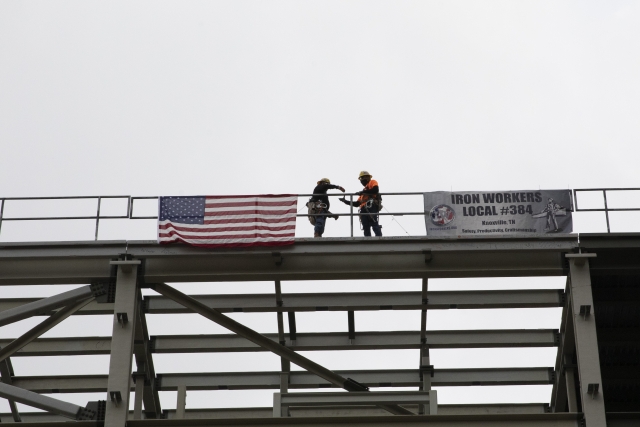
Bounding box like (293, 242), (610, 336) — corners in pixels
(340, 171), (382, 237)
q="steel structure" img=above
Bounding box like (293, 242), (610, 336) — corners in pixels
(0, 233), (639, 427)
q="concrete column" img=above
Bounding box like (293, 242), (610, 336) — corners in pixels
(104, 260), (140, 427)
(568, 255), (606, 427)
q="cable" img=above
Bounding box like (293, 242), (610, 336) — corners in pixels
(383, 206), (410, 236)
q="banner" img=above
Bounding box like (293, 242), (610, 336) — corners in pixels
(423, 190), (573, 237)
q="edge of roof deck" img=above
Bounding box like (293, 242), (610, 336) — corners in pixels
(0, 234), (580, 256)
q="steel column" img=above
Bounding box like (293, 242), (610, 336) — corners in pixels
(176, 385), (187, 419)
(275, 281), (290, 394)
(132, 372), (145, 420)
(104, 260), (140, 427)
(568, 255), (606, 426)
(133, 294), (161, 418)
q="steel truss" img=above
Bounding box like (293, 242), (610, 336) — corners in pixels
(1, 234), (639, 427)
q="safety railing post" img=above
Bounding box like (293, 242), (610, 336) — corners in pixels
(602, 190), (610, 233)
(95, 197), (102, 241)
(0, 198), (4, 238)
(350, 195), (354, 237)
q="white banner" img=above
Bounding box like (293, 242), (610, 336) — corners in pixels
(424, 190), (573, 236)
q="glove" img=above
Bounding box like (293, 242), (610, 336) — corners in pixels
(355, 191), (363, 196)
(339, 186), (345, 192)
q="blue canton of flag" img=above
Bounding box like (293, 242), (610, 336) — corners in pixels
(159, 196), (206, 224)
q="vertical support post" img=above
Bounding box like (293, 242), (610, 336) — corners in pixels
(429, 390), (438, 415)
(419, 278), (430, 415)
(602, 190), (610, 233)
(275, 281), (290, 394)
(348, 311), (355, 344)
(104, 260), (140, 427)
(551, 282), (575, 413)
(568, 255), (606, 426)
(176, 385), (187, 419)
(133, 295), (162, 418)
(350, 195), (354, 237)
(287, 312), (297, 345)
(95, 197), (102, 241)
(273, 393), (282, 418)
(0, 198), (5, 237)
(133, 372), (145, 420)
(565, 365), (579, 413)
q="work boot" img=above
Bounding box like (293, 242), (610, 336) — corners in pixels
(314, 233), (322, 238)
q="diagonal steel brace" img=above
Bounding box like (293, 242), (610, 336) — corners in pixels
(150, 283), (414, 416)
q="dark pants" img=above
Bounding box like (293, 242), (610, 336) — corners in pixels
(314, 209), (327, 235)
(360, 205), (382, 237)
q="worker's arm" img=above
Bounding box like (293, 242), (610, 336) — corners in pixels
(315, 184), (345, 193)
(339, 197), (360, 207)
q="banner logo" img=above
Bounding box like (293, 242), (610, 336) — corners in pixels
(430, 204), (455, 226)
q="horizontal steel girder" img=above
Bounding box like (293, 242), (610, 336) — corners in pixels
(0, 237), (577, 284)
(0, 289), (565, 315)
(10, 368), (554, 393)
(0, 404), (553, 422)
(0, 285), (100, 327)
(0, 329), (558, 356)
(0, 413), (584, 427)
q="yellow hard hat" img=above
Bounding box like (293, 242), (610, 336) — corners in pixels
(319, 178), (331, 184)
(358, 171), (372, 179)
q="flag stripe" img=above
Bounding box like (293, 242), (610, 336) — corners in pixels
(159, 222), (295, 232)
(159, 227), (296, 237)
(159, 231), (295, 240)
(204, 200), (297, 208)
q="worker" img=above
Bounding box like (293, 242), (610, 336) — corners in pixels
(339, 171), (382, 237)
(308, 178), (345, 238)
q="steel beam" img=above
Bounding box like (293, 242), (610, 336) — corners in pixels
(133, 293), (162, 418)
(104, 261), (140, 427)
(0, 237), (577, 284)
(150, 283), (412, 416)
(568, 255), (607, 427)
(0, 329), (559, 357)
(1, 289), (565, 314)
(143, 289), (565, 313)
(0, 381), (95, 420)
(551, 281), (574, 413)
(128, 413), (583, 427)
(0, 358), (21, 421)
(275, 391), (436, 417)
(274, 281), (290, 394)
(10, 368), (553, 393)
(0, 403), (553, 421)
(0, 298), (94, 363)
(0, 285), (103, 327)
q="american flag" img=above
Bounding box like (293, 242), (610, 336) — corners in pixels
(158, 195), (298, 247)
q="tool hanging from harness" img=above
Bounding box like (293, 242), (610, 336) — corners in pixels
(307, 200), (328, 225)
(358, 197), (383, 230)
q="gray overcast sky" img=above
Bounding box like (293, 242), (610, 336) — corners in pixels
(0, 0), (638, 413)
(1, 1), (639, 200)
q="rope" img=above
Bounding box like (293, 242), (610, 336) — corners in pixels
(383, 206), (410, 236)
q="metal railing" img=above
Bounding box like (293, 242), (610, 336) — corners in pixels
(1, 189), (636, 241)
(0, 193), (426, 240)
(573, 188), (640, 233)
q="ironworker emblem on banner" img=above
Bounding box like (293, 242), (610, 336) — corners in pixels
(423, 190), (573, 237)
(429, 204), (456, 226)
